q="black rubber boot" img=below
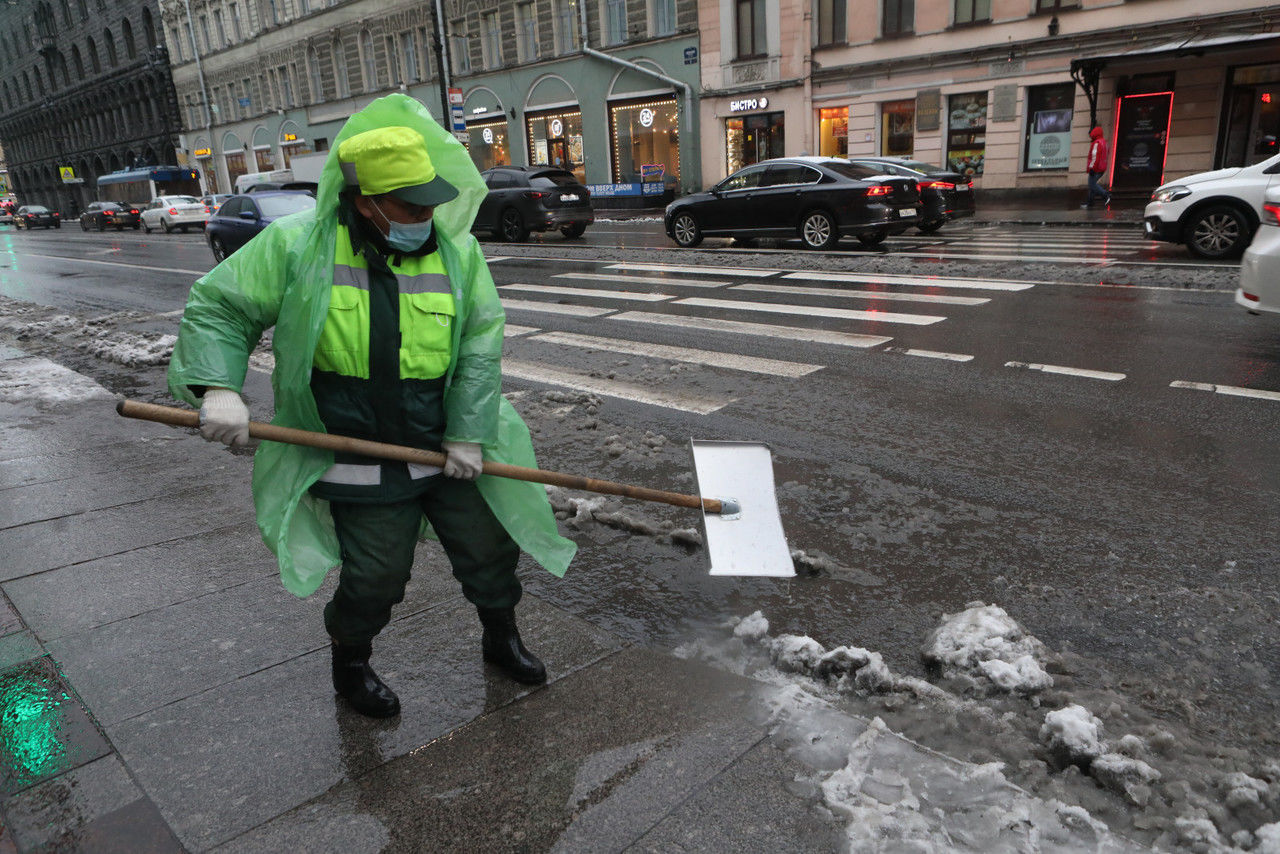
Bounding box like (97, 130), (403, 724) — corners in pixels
(478, 607), (547, 685)
(331, 641), (401, 718)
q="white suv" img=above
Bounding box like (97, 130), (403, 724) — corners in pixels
(1143, 152), (1280, 259)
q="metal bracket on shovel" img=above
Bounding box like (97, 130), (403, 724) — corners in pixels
(690, 440), (795, 578)
(115, 399), (795, 578)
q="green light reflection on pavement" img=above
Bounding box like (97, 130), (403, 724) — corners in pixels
(0, 663), (70, 792)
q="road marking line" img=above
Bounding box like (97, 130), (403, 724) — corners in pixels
(889, 347), (974, 362)
(16, 252), (208, 276)
(1005, 361), (1126, 381)
(1170, 380), (1280, 402)
(484, 256), (509, 262)
(530, 330), (823, 377)
(610, 311), (892, 348)
(782, 271), (1035, 291)
(732, 282), (988, 306)
(500, 298), (613, 317)
(675, 297), (945, 325)
(502, 360), (734, 414)
(607, 262), (778, 278)
(554, 272), (729, 288)
(896, 251), (1115, 265)
(500, 283), (673, 302)
(504, 324), (539, 337)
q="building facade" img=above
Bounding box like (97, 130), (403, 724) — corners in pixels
(0, 0), (183, 213)
(698, 0), (1279, 198)
(160, 0), (701, 201)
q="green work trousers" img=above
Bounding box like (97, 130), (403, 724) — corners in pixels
(323, 475), (521, 645)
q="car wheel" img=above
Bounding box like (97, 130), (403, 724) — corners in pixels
(133, 223), (140, 230)
(53, 222), (60, 229)
(559, 222), (587, 239)
(671, 212), (703, 248)
(1186, 205), (1251, 259)
(500, 208), (529, 242)
(209, 235), (228, 263)
(162, 219), (173, 234)
(857, 230), (888, 247)
(144, 221), (152, 233)
(96, 219), (105, 232)
(800, 210), (839, 250)
(916, 219), (945, 234)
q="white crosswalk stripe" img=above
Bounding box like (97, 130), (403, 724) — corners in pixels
(781, 271), (1035, 291)
(501, 298), (612, 317)
(554, 272), (730, 288)
(529, 331), (823, 377)
(674, 297), (945, 325)
(610, 311), (892, 348)
(732, 282), (989, 306)
(500, 283), (673, 302)
(502, 359), (736, 414)
(606, 262), (778, 278)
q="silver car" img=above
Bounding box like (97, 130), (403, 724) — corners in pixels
(142, 195), (207, 234)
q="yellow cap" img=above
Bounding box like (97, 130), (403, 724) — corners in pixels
(337, 126), (458, 206)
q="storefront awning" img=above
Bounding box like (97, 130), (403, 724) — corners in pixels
(1071, 31), (1280, 71)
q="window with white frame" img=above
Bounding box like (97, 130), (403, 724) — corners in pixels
(212, 9), (226, 47)
(399, 31), (419, 82)
(553, 0), (579, 54)
(229, 3), (242, 39)
(383, 35), (399, 83)
(198, 15), (211, 52)
(359, 29), (377, 91)
(650, 0), (675, 36)
(482, 11), (501, 68)
(603, 0), (626, 44)
(516, 3), (537, 62)
(450, 22), (470, 74)
(735, 0), (765, 58)
(169, 26), (183, 60)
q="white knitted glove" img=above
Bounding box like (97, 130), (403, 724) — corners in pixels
(198, 388), (250, 447)
(442, 441), (483, 480)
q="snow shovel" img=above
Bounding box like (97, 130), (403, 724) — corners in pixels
(116, 399), (795, 578)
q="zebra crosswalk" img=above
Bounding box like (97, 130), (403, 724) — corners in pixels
(488, 258), (1029, 414)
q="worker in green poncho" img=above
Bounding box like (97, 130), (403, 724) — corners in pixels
(168, 95), (576, 719)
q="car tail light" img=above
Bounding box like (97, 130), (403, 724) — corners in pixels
(1263, 201), (1280, 226)
(523, 191), (545, 200)
(53, 212), (59, 217)
(919, 180), (956, 190)
(168, 207), (178, 215)
(1242, 291), (1260, 302)
(130, 209), (139, 214)
(865, 186), (892, 197)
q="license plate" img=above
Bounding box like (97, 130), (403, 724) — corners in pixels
(899, 208), (916, 217)
(560, 194), (580, 202)
(955, 184), (969, 192)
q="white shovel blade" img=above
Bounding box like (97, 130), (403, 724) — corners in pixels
(690, 440), (794, 577)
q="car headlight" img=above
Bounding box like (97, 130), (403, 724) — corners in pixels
(1150, 186), (1191, 203)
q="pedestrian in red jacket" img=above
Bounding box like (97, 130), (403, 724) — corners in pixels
(1082, 126), (1111, 208)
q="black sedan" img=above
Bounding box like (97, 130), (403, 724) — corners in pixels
(664, 158), (920, 250)
(80, 201), (142, 231)
(206, 191), (316, 261)
(14, 205), (61, 229)
(847, 156), (975, 234)
(474, 166), (593, 242)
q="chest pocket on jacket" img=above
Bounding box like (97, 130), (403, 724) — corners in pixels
(399, 292), (455, 380)
(315, 285), (370, 379)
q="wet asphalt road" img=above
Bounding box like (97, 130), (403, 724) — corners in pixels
(1, 219), (1277, 768)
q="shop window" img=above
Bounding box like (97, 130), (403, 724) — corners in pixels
(816, 0), (845, 46)
(818, 107), (848, 156)
(946, 92), (987, 177)
(953, 0), (988, 25)
(610, 98), (679, 185)
(468, 120), (511, 172)
(1219, 63), (1280, 168)
(527, 110), (585, 183)
(880, 99), (914, 155)
(882, 0), (912, 37)
(1024, 82), (1073, 170)
(725, 112), (784, 174)
(735, 0), (766, 60)
(651, 0), (675, 36)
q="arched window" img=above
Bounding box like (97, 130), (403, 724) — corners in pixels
(1, 82), (9, 112)
(22, 71), (32, 101)
(122, 18), (135, 59)
(33, 69), (45, 96)
(142, 8), (156, 50)
(78, 0), (88, 18)
(359, 29), (376, 93)
(87, 37), (101, 72)
(71, 44), (84, 77)
(333, 39), (349, 97)
(307, 46), (323, 102)
(103, 29), (117, 66)
(60, 0), (72, 26)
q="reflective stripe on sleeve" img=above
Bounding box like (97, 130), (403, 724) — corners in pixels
(407, 463), (444, 479)
(317, 463), (382, 485)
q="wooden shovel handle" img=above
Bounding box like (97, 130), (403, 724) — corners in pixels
(116, 399), (723, 513)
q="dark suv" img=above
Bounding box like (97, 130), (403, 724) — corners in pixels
(474, 166), (593, 242)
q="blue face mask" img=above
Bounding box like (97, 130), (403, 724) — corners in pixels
(373, 200), (433, 252)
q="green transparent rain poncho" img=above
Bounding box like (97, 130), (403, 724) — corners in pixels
(168, 94), (577, 596)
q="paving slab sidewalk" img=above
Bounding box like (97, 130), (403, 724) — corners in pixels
(0, 347), (1146, 852)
